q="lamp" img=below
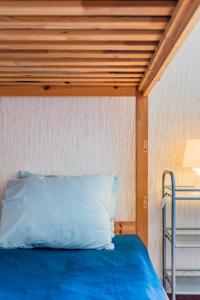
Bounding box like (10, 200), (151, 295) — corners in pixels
(182, 139), (200, 175)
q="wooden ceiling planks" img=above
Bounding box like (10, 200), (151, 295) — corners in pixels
(0, 0), (199, 96)
(0, 82), (139, 86)
(0, 77), (141, 83)
(0, 29), (163, 42)
(0, 66), (146, 73)
(0, 41), (158, 51)
(0, 50), (154, 59)
(0, 73), (144, 78)
(0, 16), (169, 30)
(0, 1), (176, 16)
(0, 58), (150, 67)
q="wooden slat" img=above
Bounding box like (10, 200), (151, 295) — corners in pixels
(0, 85), (137, 97)
(0, 50), (153, 59)
(0, 41), (158, 51)
(0, 16), (169, 30)
(0, 82), (138, 86)
(0, 67), (146, 73)
(114, 221), (136, 235)
(0, 58), (149, 67)
(0, 77), (140, 83)
(136, 91), (148, 247)
(139, 0), (200, 95)
(0, 73), (143, 78)
(0, 29), (163, 42)
(0, 1), (176, 17)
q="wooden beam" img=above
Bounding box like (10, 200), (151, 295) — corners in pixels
(0, 41), (158, 51)
(0, 58), (149, 67)
(114, 221), (136, 235)
(0, 29), (162, 42)
(0, 1), (176, 17)
(0, 85), (136, 96)
(0, 50), (153, 59)
(0, 73), (143, 78)
(0, 16), (169, 30)
(0, 67), (146, 73)
(139, 0), (200, 95)
(136, 90), (148, 247)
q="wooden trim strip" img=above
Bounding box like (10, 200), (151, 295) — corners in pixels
(0, 16), (169, 30)
(0, 58), (149, 67)
(0, 41), (158, 51)
(0, 67), (146, 73)
(0, 73), (144, 78)
(0, 85), (136, 96)
(0, 77), (140, 83)
(136, 90), (148, 247)
(139, 0), (200, 95)
(0, 1), (176, 17)
(0, 50), (154, 59)
(0, 29), (163, 42)
(0, 82), (138, 87)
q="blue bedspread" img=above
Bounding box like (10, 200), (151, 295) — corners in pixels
(0, 235), (167, 300)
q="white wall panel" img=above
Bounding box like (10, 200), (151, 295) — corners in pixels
(149, 22), (200, 274)
(0, 97), (135, 221)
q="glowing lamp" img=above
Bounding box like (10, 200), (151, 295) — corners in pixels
(182, 139), (200, 175)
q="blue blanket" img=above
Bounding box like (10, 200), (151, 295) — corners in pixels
(0, 235), (167, 300)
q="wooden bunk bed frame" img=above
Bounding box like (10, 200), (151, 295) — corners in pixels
(0, 0), (199, 246)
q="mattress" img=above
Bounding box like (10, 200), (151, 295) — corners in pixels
(0, 235), (167, 300)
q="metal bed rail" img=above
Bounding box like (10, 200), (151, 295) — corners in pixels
(162, 170), (176, 300)
(162, 170), (200, 299)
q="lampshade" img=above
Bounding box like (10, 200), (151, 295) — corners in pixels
(182, 139), (200, 168)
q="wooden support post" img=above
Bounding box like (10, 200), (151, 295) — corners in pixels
(136, 89), (148, 246)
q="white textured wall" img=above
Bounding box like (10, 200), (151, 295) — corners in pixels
(149, 22), (200, 274)
(0, 97), (135, 221)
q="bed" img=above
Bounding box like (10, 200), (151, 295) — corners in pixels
(0, 1), (198, 248)
(0, 235), (167, 300)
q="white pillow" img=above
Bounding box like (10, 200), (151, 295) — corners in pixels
(17, 171), (119, 237)
(0, 175), (115, 250)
